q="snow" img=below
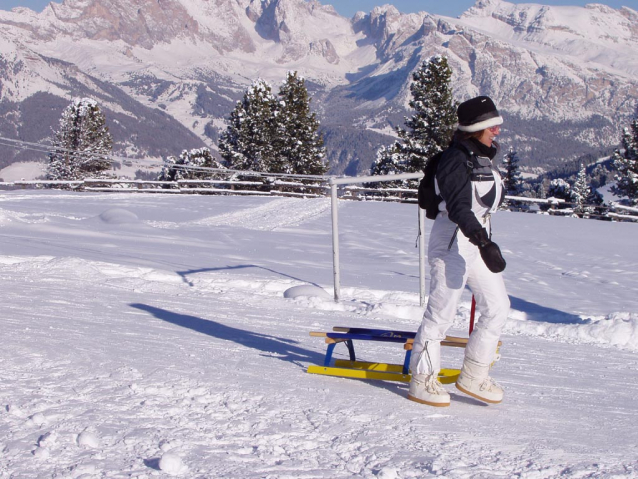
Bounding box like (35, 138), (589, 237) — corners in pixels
(0, 161), (46, 182)
(0, 191), (637, 477)
(458, 0), (638, 78)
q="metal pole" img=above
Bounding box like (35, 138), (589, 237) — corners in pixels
(418, 207), (426, 307)
(330, 182), (340, 301)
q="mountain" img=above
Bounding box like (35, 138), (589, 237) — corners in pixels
(0, 0), (636, 176)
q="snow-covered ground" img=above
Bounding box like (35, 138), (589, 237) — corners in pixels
(0, 159), (162, 183)
(0, 191), (637, 478)
(0, 161), (46, 182)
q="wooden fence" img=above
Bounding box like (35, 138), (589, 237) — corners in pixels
(0, 177), (636, 222)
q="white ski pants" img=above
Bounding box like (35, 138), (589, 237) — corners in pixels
(411, 214), (510, 376)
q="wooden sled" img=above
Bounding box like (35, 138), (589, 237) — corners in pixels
(307, 326), (491, 384)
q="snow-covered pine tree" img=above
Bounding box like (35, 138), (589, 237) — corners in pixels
(47, 98), (113, 181)
(571, 163), (591, 215)
(370, 55), (457, 186)
(370, 144), (405, 177)
(610, 116), (638, 205)
(547, 178), (572, 201)
(158, 147), (225, 182)
(275, 71), (327, 175)
(399, 55), (458, 172)
(502, 148), (524, 197)
(500, 148), (524, 208)
(218, 79), (277, 172)
(368, 143), (407, 188)
(586, 185), (604, 206)
(535, 180), (547, 200)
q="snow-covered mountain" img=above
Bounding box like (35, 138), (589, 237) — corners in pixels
(0, 0), (637, 175)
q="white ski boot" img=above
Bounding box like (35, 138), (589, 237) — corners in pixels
(455, 358), (503, 404)
(407, 373), (450, 407)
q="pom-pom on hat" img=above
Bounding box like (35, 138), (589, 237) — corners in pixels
(457, 96), (503, 133)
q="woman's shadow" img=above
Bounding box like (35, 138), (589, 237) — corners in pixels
(130, 303), (409, 397)
(130, 303), (327, 367)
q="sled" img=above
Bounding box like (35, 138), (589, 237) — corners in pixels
(306, 326), (478, 384)
(307, 296), (501, 383)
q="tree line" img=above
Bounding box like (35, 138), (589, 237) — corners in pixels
(42, 63), (638, 209)
(367, 55), (638, 210)
(45, 71), (326, 182)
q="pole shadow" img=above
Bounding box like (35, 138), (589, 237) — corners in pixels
(176, 264), (323, 288)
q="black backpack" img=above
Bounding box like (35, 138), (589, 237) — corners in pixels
(417, 151), (444, 220)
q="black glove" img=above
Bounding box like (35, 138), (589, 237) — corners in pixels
(468, 228), (506, 273)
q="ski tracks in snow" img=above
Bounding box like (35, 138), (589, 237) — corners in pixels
(148, 198), (332, 231)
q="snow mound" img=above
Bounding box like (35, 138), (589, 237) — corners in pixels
(76, 430), (100, 448)
(32, 447), (50, 459)
(284, 284), (331, 299)
(506, 312), (638, 351)
(159, 452), (188, 475)
(98, 208), (140, 224)
(37, 432), (57, 448)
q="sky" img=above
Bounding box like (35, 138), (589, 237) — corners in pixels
(0, 190), (637, 477)
(0, 0), (633, 17)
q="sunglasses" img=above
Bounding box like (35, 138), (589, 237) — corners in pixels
(488, 125), (501, 133)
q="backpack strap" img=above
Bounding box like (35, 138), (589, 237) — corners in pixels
(449, 142), (476, 177)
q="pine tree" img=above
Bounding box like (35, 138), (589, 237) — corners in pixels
(47, 98), (113, 181)
(571, 163), (590, 215)
(586, 185), (604, 206)
(547, 178), (572, 201)
(158, 147), (225, 182)
(399, 55), (458, 172)
(370, 144), (405, 177)
(218, 79), (277, 172)
(500, 148), (524, 208)
(536, 180), (547, 199)
(370, 55), (458, 184)
(610, 117), (638, 205)
(276, 71), (327, 175)
(369, 144), (406, 188)
(502, 148), (524, 197)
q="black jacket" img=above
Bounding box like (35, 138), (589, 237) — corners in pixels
(435, 138), (504, 238)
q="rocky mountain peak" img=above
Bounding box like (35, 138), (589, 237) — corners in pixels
(41, 0), (200, 47)
(246, 0), (349, 63)
(464, 0), (502, 17)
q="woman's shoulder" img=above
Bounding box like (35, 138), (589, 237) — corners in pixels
(441, 140), (474, 165)
(447, 139), (476, 156)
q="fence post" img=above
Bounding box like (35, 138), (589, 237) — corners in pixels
(330, 181), (340, 302)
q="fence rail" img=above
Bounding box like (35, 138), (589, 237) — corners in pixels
(0, 177), (636, 222)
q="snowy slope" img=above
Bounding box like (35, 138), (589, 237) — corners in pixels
(0, 191), (637, 477)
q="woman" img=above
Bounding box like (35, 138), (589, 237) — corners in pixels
(408, 96), (510, 407)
